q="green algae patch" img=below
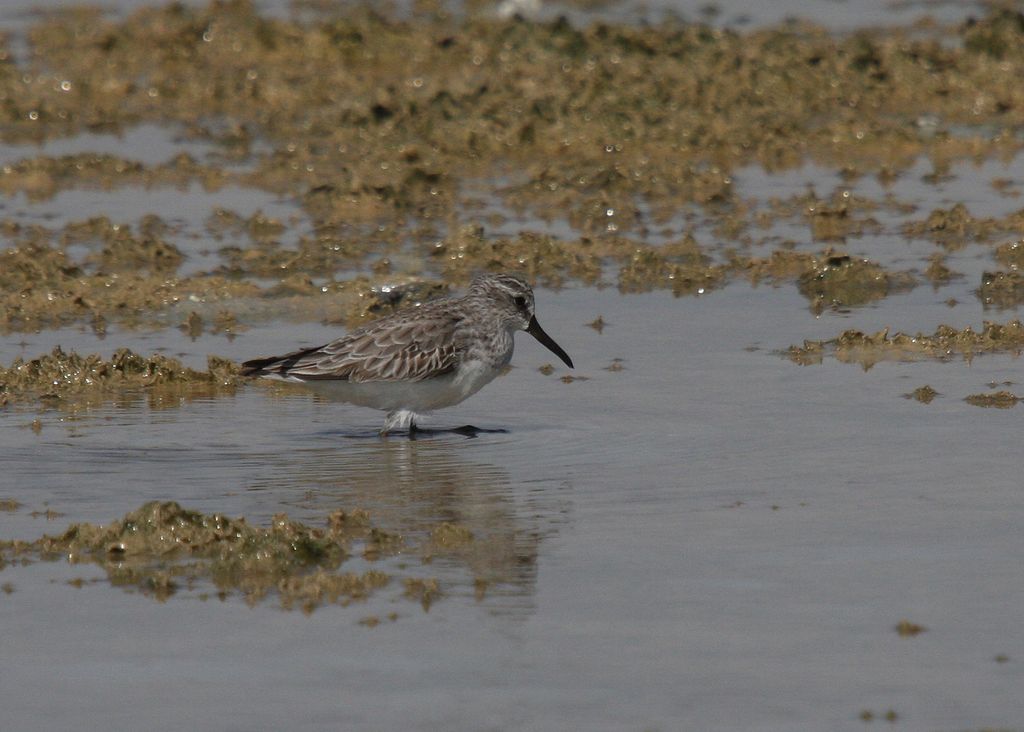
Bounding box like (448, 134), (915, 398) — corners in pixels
(0, 501), (400, 612)
(0, 346), (242, 406)
(51, 502), (346, 568)
(785, 320), (1024, 369)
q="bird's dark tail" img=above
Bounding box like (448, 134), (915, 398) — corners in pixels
(239, 355), (281, 377)
(240, 344), (324, 377)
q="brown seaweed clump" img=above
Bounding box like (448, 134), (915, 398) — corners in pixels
(803, 195), (882, 243)
(994, 240), (1024, 270)
(8, 3), (1024, 207)
(0, 154), (226, 202)
(796, 254), (915, 314)
(964, 391), (1020, 408)
(977, 271), (1024, 310)
(905, 385), (939, 404)
(0, 346), (241, 406)
(894, 619), (926, 637)
(731, 250), (915, 313)
(0, 500), (519, 613)
(923, 255), (959, 287)
(3, 3), (1024, 314)
(0, 234), (260, 333)
(730, 250), (819, 285)
(617, 245), (728, 297)
(901, 203), (977, 249)
(785, 320), (1024, 369)
(0, 501), (393, 612)
(902, 204), (1024, 250)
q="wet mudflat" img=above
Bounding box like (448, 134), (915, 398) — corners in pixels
(3, 1), (1024, 730)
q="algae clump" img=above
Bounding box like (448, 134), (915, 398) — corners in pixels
(0, 347), (241, 405)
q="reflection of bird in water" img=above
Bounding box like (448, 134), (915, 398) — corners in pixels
(241, 274), (573, 435)
(248, 437), (568, 616)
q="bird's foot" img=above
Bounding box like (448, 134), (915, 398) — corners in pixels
(407, 424), (508, 439)
(449, 424), (507, 436)
(381, 410), (506, 439)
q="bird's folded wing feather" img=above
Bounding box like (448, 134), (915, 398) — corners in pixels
(278, 311), (460, 382)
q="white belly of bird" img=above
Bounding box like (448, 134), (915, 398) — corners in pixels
(276, 358), (502, 413)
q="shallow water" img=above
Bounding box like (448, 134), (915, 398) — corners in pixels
(4, 2), (1024, 731)
(4, 278), (1024, 730)
(5, 159), (1024, 730)
(0, 0), (986, 29)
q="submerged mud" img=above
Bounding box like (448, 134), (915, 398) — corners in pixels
(0, 500), (493, 614)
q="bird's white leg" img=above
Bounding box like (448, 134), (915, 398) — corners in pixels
(381, 409), (417, 436)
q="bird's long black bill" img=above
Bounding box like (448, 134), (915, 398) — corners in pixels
(526, 316), (574, 369)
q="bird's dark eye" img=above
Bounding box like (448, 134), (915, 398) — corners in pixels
(513, 295), (528, 310)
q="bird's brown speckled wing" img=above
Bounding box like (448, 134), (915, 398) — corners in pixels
(243, 304), (462, 383)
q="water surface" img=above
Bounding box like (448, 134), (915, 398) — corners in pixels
(3, 2), (1024, 730)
